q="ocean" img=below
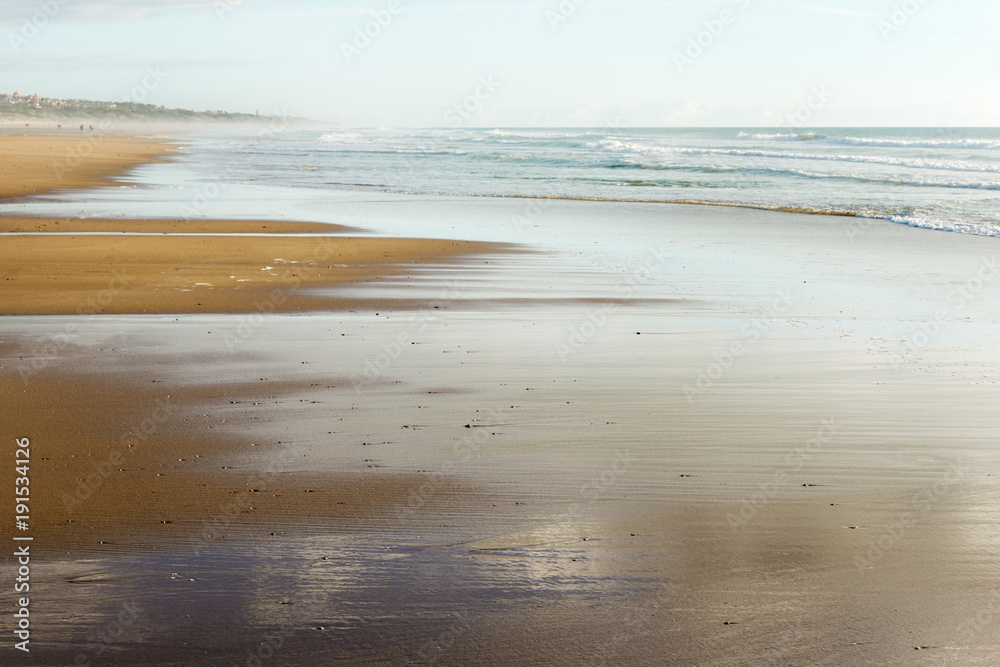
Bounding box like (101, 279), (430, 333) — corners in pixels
(178, 126), (1000, 239)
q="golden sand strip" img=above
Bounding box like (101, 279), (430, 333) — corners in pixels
(0, 217), (356, 234)
(0, 233), (502, 315)
(0, 133), (508, 314)
(0, 132), (177, 199)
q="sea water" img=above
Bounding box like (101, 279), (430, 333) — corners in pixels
(5, 126), (999, 240)
(181, 126), (1000, 238)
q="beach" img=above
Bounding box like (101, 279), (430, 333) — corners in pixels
(2, 131), (1000, 665)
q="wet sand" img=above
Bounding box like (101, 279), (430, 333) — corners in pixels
(0, 232), (506, 314)
(2, 134), (1000, 665)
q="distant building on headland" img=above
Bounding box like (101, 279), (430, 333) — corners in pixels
(2, 91), (51, 106)
(0, 92), (116, 108)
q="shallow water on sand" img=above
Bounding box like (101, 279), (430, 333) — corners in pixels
(4, 173), (1000, 664)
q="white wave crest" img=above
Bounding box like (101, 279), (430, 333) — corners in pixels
(832, 137), (1000, 150)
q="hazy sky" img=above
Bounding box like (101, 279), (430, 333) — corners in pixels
(1, 0), (998, 126)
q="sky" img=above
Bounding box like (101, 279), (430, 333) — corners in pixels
(1, 0), (998, 127)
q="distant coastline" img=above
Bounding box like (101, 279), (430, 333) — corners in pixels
(0, 90), (307, 125)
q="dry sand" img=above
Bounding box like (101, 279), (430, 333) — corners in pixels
(0, 132), (176, 199)
(2, 133), (1000, 666)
